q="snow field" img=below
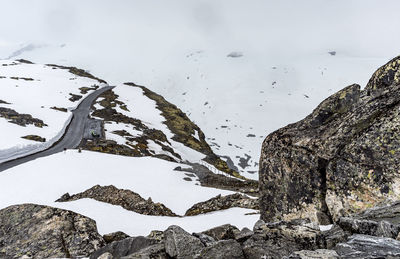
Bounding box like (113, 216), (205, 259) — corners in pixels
(0, 150), (259, 236)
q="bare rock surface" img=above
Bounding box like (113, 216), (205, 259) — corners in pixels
(0, 203), (104, 259)
(285, 249), (339, 259)
(164, 225), (204, 258)
(184, 193), (258, 216)
(56, 184), (177, 216)
(259, 56), (400, 224)
(195, 239), (244, 259)
(335, 234), (400, 258)
(90, 236), (158, 259)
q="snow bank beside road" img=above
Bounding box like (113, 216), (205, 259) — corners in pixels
(0, 60), (104, 162)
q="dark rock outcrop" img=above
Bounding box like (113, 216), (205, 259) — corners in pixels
(243, 219), (323, 258)
(56, 184), (178, 216)
(121, 243), (168, 258)
(285, 249), (339, 259)
(103, 231), (131, 244)
(0, 204), (104, 259)
(319, 225), (349, 249)
(90, 236), (158, 259)
(0, 107), (47, 127)
(21, 134), (46, 142)
(335, 234), (400, 258)
(195, 239), (244, 259)
(200, 224), (240, 241)
(259, 56), (400, 224)
(164, 225), (204, 258)
(185, 193), (258, 216)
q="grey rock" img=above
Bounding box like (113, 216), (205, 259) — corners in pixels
(201, 224), (240, 241)
(184, 193), (258, 216)
(234, 227), (254, 243)
(56, 185), (177, 216)
(164, 225), (204, 258)
(319, 225), (348, 249)
(192, 232), (216, 247)
(147, 230), (164, 242)
(357, 201), (400, 224)
(338, 217), (400, 239)
(243, 220), (322, 258)
(285, 249), (339, 259)
(103, 231), (130, 244)
(195, 239), (244, 259)
(259, 56), (400, 224)
(335, 234), (400, 258)
(98, 252), (114, 259)
(253, 219), (266, 232)
(121, 243), (168, 259)
(0, 203), (104, 259)
(90, 236), (157, 259)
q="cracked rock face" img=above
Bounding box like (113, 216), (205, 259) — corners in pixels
(259, 56), (400, 224)
(0, 203), (104, 259)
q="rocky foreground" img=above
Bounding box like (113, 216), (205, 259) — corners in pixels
(4, 202), (400, 258)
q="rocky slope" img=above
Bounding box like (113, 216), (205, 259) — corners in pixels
(5, 201), (400, 258)
(259, 56), (400, 224)
(0, 204), (104, 258)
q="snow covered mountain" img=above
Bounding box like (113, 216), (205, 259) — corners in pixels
(2, 1), (400, 179)
(0, 60), (258, 236)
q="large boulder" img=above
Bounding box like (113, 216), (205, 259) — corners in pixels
(164, 225), (204, 258)
(0, 203), (104, 258)
(195, 239), (244, 259)
(90, 236), (158, 259)
(259, 56), (400, 224)
(243, 219), (322, 258)
(335, 234), (400, 258)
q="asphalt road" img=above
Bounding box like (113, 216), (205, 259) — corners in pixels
(0, 85), (114, 173)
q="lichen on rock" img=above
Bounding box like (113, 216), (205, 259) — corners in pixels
(259, 56), (400, 224)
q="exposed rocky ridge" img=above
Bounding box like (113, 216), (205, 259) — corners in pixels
(0, 107), (47, 127)
(82, 89), (181, 162)
(21, 134), (46, 142)
(0, 204), (104, 258)
(259, 56), (400, 224)
(177, 163), (258, 196)
(84, 83), (256, 182)
(56, 184), (178, 216)
(125, 82), (246, 180)
(46, 64), (108, 84)
(184, 193), (259, 216)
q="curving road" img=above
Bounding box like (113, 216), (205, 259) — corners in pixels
(0, 85), (114, 172)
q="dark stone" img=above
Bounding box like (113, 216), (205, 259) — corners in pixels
(201, 224), (240, 241)
(338, 217), (400, 239)
(192, 233), (216, 247)
(243, 219), (322, 258)
(335, 234), (400, 258)
(185, 193), (258, 216)
(90, 236), (157, 259)
(164, 225), (204, 258)
(285, 249), (339, 258)
(103, 231), (130, 244)
(234, 227), (254, 243)
(319, 225), (349, 249)
(56, 185), (177, 216)
(121, 243), (168, 258)
(0, 204), (104, 258)
(259, 56), (400, 223)
(196, 239), (244, 259)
